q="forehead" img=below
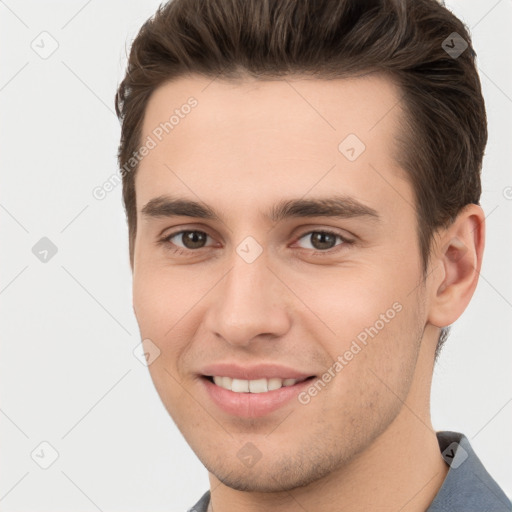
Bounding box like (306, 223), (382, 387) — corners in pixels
(141, 72), (403, 152)
(136, 73), (411, 222)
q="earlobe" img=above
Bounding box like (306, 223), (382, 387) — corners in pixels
(427, 204), (485, 328)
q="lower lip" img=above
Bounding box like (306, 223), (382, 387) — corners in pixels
(201, 377), (314, 418)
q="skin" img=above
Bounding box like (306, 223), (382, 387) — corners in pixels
(131, 73), (485, 512)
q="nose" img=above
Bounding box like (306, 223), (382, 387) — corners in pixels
(204, 248), (291, 348)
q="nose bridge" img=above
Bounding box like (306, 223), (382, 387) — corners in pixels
(207, 243), (290, 345)
(228, 247), (268, 303)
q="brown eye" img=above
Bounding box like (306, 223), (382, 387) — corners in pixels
(296, 230), (347, 251)
(164, 230), (212, 251)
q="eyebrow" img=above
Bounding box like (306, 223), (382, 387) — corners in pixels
(141, 194), (381, 224)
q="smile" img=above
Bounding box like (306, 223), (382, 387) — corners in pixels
(201, 374), (316, 418)
(209, 376), (309, 393)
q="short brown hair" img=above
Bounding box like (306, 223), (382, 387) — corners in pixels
(115, 0), (487, 357)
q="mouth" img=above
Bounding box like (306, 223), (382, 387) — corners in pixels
(200, 374), (317, 418)
(203, 375), (315, 393)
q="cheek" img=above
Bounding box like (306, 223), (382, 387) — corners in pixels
(306, 297), (423, 452)
(291, 265), (404, 343)
(132, 264), (215, 380)
(133, 271), (167, 338)
(307, 266), (424, 395)
(337, 297), (423, 414)
(132, 268), (195, 418)
(133, 262), (193, 336)
(132, 268), (187, 384)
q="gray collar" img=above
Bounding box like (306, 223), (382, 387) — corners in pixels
(428, 431), (511, 511)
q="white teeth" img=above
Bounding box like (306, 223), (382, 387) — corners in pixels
(268, 378), (283, 391)
(249, 378), (268, 393)
(221, 376), (232, 389)
(231, 378), (249, 392)
(211, 376), (301, 393)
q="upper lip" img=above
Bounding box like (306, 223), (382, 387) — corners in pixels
(200, 362), (314, 381)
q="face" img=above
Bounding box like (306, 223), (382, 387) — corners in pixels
(132, 73), (431, 491)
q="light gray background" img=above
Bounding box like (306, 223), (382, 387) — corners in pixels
(1, 1), (511, 511)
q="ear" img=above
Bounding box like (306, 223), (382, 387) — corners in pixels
(427, 204), (485, 328)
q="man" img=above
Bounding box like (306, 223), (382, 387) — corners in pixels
(115, 0), (511, 510)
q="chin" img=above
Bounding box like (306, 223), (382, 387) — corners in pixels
(201, 447), (345, 493)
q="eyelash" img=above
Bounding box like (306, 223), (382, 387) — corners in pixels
(158, 229), (354, 257)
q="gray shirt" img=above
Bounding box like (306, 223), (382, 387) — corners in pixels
(188, 431), (511, 511)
